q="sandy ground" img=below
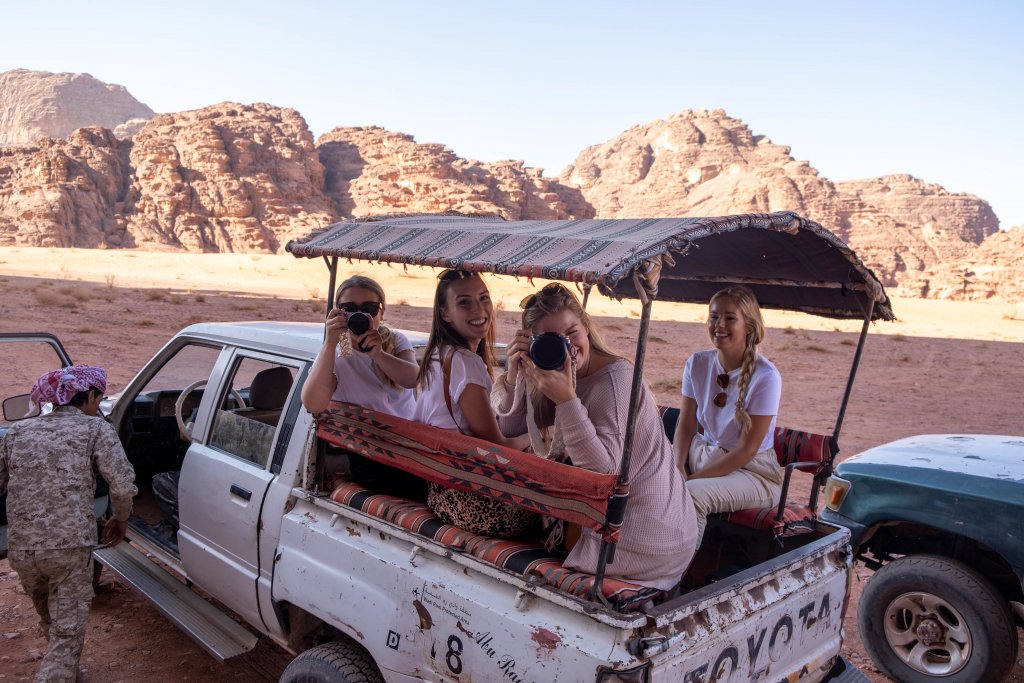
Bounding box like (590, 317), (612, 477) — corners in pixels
(1, 246), (1022, 682)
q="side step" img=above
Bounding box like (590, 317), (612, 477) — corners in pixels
(94, 542), (258, 662)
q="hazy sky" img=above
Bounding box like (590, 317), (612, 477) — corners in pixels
(4, 1), (1022, 227)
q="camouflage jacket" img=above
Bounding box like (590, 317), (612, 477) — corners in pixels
(0, 405), (137, 551)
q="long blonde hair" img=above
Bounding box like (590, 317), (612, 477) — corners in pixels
(709, 285), (765, 436)
(521, 283), (620, 430)
(336, 275), (400, 389)
(416, 269), (497, 389)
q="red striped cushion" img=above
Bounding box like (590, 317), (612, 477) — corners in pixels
(717, 503), (816, 538)
(331, 481), (657, 610)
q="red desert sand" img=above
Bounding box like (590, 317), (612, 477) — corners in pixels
(1, 247), (1022, 682)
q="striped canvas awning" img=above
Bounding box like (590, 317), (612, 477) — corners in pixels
(286, 211), (893, 321)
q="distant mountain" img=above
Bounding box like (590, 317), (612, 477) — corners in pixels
(0, 71), (1018, 301)
(0, 69), (154, 146)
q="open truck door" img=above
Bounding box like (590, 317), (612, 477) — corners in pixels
(0, 333), (74, 558)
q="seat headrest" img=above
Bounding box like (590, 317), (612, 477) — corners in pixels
(249, 367), (293, 411)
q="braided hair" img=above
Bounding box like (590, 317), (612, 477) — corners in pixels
(709, 285), (765, 437)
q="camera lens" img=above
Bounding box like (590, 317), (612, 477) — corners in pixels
(347, 311), (371, 336)
(529, 332), (570, 370)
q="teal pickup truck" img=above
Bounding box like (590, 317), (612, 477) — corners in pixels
(821, 434), (1024, 683)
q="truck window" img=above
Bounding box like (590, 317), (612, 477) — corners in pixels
(207, 356), (296, 468)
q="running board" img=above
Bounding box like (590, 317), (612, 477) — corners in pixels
(93, 542), (258, 662)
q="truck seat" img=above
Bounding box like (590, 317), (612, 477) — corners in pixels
(242, 366), (293, 426)
(330, 480), (662, 611)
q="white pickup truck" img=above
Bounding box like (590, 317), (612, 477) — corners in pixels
(2, 211), (885, 681)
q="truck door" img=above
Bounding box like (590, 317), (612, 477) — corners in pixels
(177, 350), (298, 631)
(0, 333), (74, 559)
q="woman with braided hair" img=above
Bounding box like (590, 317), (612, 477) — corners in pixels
(673, 285), (783, 546)
(493, 283), (697, 590)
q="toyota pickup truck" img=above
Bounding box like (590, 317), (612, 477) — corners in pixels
(2, 211), (882, 681)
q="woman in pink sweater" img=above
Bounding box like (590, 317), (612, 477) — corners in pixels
(492, 284), (697, 590)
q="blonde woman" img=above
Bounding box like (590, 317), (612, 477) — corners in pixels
(303, 275), (423, 498)
(673, 285), (783, 545)
(494, 283), (696, 591)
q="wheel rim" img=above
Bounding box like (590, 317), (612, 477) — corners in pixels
(883, 590), (972, 676)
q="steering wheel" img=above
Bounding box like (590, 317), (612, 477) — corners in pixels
(175, 380), (247, 443)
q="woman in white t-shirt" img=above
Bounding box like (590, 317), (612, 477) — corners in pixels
(673, 285), (783, 546)
(302, 275), (424, 498)
(414, 269), (534, 538)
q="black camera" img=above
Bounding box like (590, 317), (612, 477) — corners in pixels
(529, 332), (571, 370)
(347, 311), (371, 336)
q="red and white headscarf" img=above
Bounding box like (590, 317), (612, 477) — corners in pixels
(30, 365), (107, 409)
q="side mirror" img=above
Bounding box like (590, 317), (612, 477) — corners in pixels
(2, 394), (41, 421)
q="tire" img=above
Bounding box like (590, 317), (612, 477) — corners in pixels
(858, 554), (1017, 683)
(279, 641), (384, 683)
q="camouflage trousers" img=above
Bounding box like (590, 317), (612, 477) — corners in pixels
(8, 546), (94, 683)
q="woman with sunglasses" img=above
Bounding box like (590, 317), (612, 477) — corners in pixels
(674, 285), (783, 546)
(302, 275), (424, 498)
(493, 283), (697, 590)
(414, 269), (535, 538)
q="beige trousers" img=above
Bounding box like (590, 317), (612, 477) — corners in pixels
(687, 435), (782, 546)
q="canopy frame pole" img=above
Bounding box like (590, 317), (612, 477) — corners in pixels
(581, 284), (592, 310)
(590, 297), (653, 600)
(830, 299), (874, 460)
(323, 256), (339, 321)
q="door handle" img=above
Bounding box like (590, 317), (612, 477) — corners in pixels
(230, 484), (252, 501)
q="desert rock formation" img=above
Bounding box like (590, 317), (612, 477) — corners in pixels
(123, 103), (336, 252)
(0, 71), (1019, 301)
(317, 126), (591, 220)
(0, 70), (155, 147)
(561, 109), (1015, 301)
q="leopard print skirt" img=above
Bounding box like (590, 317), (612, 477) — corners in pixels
(427, 484), (539, 539)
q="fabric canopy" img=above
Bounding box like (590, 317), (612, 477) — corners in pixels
(286, 211), (893, 321)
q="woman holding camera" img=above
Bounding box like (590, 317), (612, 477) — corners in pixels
(673, 285), (782, 546)
(493, 283), (697, 591)
(414, 269), (535, 537)
(302, 275), (424, 497)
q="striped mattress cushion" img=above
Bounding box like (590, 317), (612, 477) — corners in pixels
(331, 481), (661, 610)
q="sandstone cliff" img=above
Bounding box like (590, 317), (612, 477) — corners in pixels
(0, 75), (1019, 301)
(0, 127), (132, 248)
(123, 103), (336, 252)
(317, 126), (591, 220)
(561, 109), (1016, 301)
(0, 69), (155, 147)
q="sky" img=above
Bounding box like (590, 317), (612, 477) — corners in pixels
(4, 1), (1022, 228)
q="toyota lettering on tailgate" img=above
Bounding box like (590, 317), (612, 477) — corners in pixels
(684, 591), (834, 683)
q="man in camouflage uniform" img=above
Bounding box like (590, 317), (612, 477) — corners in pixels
(0, 365), (136, 683)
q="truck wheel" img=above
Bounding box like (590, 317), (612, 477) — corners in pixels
(858, 554), (1017, 683)
(279, 641), (384, 683)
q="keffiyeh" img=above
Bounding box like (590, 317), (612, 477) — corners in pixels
(30, 365), (107, 409)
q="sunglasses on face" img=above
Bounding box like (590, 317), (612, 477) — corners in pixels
(336, 301), (382, 316)
(519, 282), (575, 310)
(713, 373), (730, 408)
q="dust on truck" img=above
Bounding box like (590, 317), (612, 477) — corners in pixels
(2, 211), (880, 681)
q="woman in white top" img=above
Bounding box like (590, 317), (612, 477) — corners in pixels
(673, 285), (783, 546)
(493, 283), (697, 590)
(414, 269), (533, 538)
(302, 275), (424, 498)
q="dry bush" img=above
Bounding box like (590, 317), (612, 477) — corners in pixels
(194, 293), (206, 303)
(782, 326), (796, 335)
(891, 333), (907, 342)
(839, 338), (857, 346)
(34, 289), (78, 309)
(804, 344), (830, 353)
(650, 377), (681, 392)
(75, 326), (98, 334)
(230, 301), (261, 312)
(104, 273), (116, 288)
(182, 315), (206, 326)
(138, 319), (156, 327)
(648, 335), (668, 344)
(144, 289), (169, 301)
(311, 300), (327, 314)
